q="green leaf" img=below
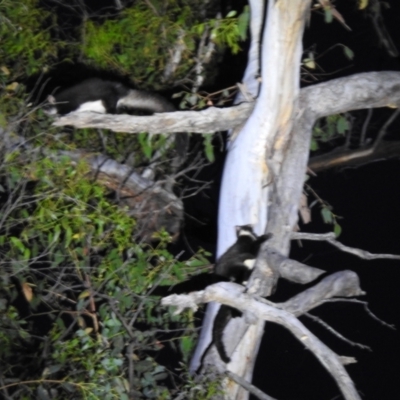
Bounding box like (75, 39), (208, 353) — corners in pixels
(337, 116), (348, 134)
(65, 226), (73, 247)
(203, 134), (215, 162)
(186, 258), (208, 268)
(334, 223), (342, 237)
(303, 57), (316, 70)
(324, 8), (333, 23)
(310, 138), (319, 151)
(180, 336), (194, 362)
(343, 46), (354, 60)
(321, 207), (333, 224)
(138, 133), (153, 159)
(52, 224), (61, 244)
(47, 364), (63, 375)
(153, 371), (168, 381)
(237, 6), (250, 41)
(10, 236), (25, 254)
(23, 248), (30, 260)
(61, 382), (76, 393)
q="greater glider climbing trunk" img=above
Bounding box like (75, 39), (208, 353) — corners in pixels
(190, 1), (313, 399)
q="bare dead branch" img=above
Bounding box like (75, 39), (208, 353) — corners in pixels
(302, 71), (400, 119)
(163, 279), (362, 400)
(309, 107), (400, 171)
(51, 72), (400, 138)
(373, 108), (400, 149)
(360, 108), (373, 146)
(291, 232), (400, 260)
(163, 29), (186, 82)
(305, 312), (371, 350)
(225, 371), (278, 400)
(267, 248), (325, 284)
(339, 356), (357, 365)
(53, 102), (254, 134)
(325, 298), (396, 330)
(308, 139), (400, 171)
(275, 270), (365, 316)
(367, 0), (399, 57)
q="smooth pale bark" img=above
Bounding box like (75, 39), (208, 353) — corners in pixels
(189, 0), (265, 376)
(198, 1), (312, 399)
(231, 0), (263, 104)
(53, 72), (400, 135)
(164, 268), (364, 400)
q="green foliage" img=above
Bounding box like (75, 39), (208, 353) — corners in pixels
(0, 0), (245, 166)
(138, 133), (168, 161)
(311, 114), (350, 151)
(324, 7), (333, 24)
(83, 5), (174, 83)
(82, 3), (246, 85)
(0, 152), (213, 399)
(195, 9), (248, 55)
(320, 205), (342, 237)
(0, 0), (64, 120)
(203, 134), (215, 163)
(0, 0), (60, 77)
(0, 1), (247, 396)
(343, 45), (354, 60)
(237, 6), (250, 41)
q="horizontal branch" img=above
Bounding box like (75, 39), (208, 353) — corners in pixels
(308, 140), (400, 171)
(52, 72), (400, 135)
(275, 270), (365, 315)
(53, 102), (254, 134)
(162, 270), (363, 316)
(301, 71), (400, 119)
(291, 232), (400, 260)
(162, 276), (363, 400)
(225, 371), (277, 400)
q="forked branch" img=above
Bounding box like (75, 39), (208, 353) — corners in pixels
(162, 270), (364, 400)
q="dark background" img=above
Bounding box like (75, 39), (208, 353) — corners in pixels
(252, 163), (400, 400)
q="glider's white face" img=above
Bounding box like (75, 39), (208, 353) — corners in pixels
(76, 100), (106, 113)
(238, 229), (257, 241)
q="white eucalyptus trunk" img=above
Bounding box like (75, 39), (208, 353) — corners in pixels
(192, 1), (312, 399)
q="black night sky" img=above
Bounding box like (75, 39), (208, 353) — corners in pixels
(251, 162), (400, 400)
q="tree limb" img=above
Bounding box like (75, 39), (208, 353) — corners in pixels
(291, 232), (400, 260)
(52, 102), (254, 134)
(52, 71), (400, 136)
(163, 273), (364, 400)
(302, 71), (400, 119)
(225, 371), (278, 400)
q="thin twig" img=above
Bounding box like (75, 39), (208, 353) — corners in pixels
(305, 312), (371, 350)
(360, 108), (372, 146)
(373, 108), (400, 149)
(225, 370), (278, 400)
(291, 232), (400, 260)
(324, 298), (396, 330)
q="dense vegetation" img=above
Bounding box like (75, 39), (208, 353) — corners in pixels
(0, 0), (246, 398)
